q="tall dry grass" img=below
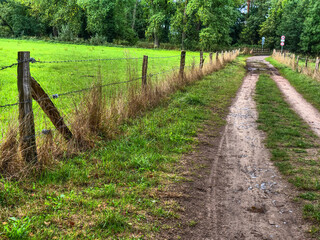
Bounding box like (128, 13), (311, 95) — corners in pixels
(0, 50), (240, 178)
(272, 51), (320, 81)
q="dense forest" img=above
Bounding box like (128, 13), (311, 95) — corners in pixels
(0, 0), (319, 54)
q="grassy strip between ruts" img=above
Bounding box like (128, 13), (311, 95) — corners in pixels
(266, 57), (320, 112)
(256, 74), (320, 237)
(0, 57), (247, 239)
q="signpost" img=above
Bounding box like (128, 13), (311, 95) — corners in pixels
(281, 35), (285, 53)
(262, 37), (265, 49)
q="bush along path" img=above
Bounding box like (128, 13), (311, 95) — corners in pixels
(0, 57), (246, 239)
(169, 56), (319, 239)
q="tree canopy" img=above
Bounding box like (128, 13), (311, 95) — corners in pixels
(0, 0), (320, 54)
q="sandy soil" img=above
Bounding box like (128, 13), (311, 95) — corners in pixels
(168, 56), (311, 240)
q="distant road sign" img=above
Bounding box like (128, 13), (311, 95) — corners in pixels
(281, 35), (285, 40)
(281, 39), (285, 42)
(280, 42), (285, 46)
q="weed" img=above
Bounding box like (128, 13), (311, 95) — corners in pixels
(1, 217), (32, 240)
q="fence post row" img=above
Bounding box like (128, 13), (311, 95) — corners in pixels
(179, 50), (186, 79)
(142, 55), (148, 87)
(17, 51), (38, 164)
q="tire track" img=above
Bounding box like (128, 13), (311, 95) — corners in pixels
(204, 56), (308, 240)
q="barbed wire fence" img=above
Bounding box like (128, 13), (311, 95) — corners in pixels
(0, 49), (240, 175)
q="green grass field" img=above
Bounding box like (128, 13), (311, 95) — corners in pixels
(0, 39), (208, 140)
(0, 55), (247, 239)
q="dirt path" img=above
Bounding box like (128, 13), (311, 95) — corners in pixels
(204, 57), (308, 239)
(263, 59), (320, 138)
(174, 56), (311, 240)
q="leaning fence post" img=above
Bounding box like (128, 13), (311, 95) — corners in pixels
(209, 53), (213, 64)
(179, 50), (186, 79)
(200, 51), (204, 69)
(315, 57), (319, 72)
(17, 51), (37, 164)
(142, 55), (148, 87)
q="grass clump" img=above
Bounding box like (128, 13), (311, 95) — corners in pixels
(256, 74), (320, 235)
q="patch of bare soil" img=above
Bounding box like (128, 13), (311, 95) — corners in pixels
(162, 56), (311, 240)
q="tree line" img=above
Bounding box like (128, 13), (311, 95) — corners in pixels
(0, 0), (319, 54)
(238, 0), (320, 55)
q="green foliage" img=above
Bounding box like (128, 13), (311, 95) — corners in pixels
(0, 0), (42, 37)
(300, 0), (320, 54)
(2, 217), (33, 240)
(240, 0), (270, 45)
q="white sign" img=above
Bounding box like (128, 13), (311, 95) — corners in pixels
(281, 39), (285, 42)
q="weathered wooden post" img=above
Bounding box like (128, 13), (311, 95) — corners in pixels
(179, 50), (186, 79)
(315, 57), (319, 72)
(200, 51), (204, 69)
(296, 56), (300, 70)
(292, 54), (295, 68)
(209, 52), (213, 65)
(17, 51), (37, 164)
(142, 55), (148, 87)
(305, 56), (308, 68)
(216, 52), (219, 63)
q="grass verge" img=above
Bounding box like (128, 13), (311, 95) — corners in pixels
(0, 56), (247, 239)
(256, 74), (320, 236)
(266, 57), (320, 111)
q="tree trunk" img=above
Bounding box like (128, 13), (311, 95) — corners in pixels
(132, 0), (138, 30)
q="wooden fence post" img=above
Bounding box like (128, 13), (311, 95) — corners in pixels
(209, 53), (213, 64)
(305, 56), (308, 68)
(296, 56), (300, 70)
(17, 51), (37, 164)
(315, 57), (319, 72)
(179, 50), (186, 79)
(200, 51), (204, 69)
(142, 55), (148, 87)
(216, 52), (219, 63)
